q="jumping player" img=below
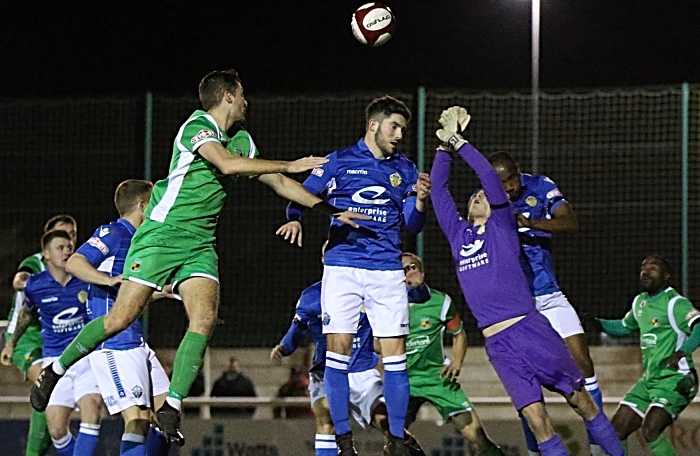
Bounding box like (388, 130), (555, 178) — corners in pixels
(277, 96), (431, 456)
(30, 69), (368, 445)
(430, 106), (623, 456)
(488, 151), (604, 455)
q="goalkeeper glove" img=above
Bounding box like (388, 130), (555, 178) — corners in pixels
(436, 106), (471, 150)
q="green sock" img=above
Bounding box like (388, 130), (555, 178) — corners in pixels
(648, 435), (675, 456)
(169, 331), (208, 400)
(479, 443), (505, 456)
(25, 410), (52, 456)
(58, 316), (109, 370)
(622, 440), (628, 455)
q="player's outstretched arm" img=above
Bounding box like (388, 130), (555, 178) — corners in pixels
(66, 253), (122, 287)
(198, 141), (328, 176)
(521, 201), (579, 233)
(1, 304), (37, 365)
(260, 173), (370, 229)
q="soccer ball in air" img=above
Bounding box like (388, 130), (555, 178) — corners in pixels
(351, 3), (395, 47)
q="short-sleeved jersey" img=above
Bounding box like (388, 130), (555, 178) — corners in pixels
(6, 253), (45, 341)
(622, 287), (700, 380)
(288, 139), (421, 271)
(511, 174), (568, 296)
(24, 271), (89, 357)
(406, 286), (462, 380)
(145, 111), (260, 237)
(431, 146), (536, 328)
(279, 281), (378, 374)
(75, 218), (143, 350)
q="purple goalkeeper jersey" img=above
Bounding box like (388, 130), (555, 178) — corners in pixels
(430, 144), (536, 328)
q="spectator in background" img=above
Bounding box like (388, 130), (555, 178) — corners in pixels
(211, 357), (257, 418)
(274, 365), (313, 419)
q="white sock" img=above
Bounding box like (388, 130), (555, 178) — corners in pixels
(51, 360), (66, 376)
(165, 396), (182, 412)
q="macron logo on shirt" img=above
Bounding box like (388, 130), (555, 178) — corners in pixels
(460, 239), (484, 257)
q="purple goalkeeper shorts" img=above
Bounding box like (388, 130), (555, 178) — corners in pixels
(485, 311), (585, 411)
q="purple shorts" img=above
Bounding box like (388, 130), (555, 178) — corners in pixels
(485, 312), (585, 411)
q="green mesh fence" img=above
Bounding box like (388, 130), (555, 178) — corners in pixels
(1, 87), (698, 348)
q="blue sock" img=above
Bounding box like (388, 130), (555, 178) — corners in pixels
(75, 423), (100, 456)
(325, 351), (351, 435)
(584, 410), (624, 456)
(520, 412), (541, 454)
(585, 376), (604, 450)
(537, 435), (568, 456)
(146, 427), (170, 456)
(383, 355), (409, 439)
(315, 434), (337, 456)
(120, 433), (147, 456)
(52, 433), (75, 456)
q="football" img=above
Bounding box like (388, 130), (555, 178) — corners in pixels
(351, 3), (395, 47)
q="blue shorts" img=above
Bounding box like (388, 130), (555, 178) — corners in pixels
(485, 312), (585, 411)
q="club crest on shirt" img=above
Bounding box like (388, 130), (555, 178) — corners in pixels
(131, 385), (143, 399)
(477, 225), (485, 234)
(651, 316), (659, 327)
(131, 260), (142, 271)
(420, 318), (431, 329)
(322, 312), (331, 326)
(525, 196), (537, 207)
(78, 290), (88, 303)
(389, 172), (402, 187)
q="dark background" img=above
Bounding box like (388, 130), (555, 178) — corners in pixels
(1, 1), (699, 96)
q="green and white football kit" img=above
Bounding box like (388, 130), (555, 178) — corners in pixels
(6, 253), (45, 375)
(123, 111), (259, 290)
(618, 288), (699, 418)
(406, 287), (473, 422)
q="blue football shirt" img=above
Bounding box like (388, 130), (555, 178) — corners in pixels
(24, 271), (89, 357)
(75, 218), (143, 350)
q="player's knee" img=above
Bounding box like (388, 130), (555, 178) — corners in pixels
(641, 423), (662, 444)
(78, 395), (104, 423)
(103, 310), (135, 334)
(48, 425), (70, 441)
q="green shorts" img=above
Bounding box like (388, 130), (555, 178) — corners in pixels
(10, 333), (43, 376)
(123, 220), (219, 290)
(407, 376), (474, 423)
(621, 374), (698, 419)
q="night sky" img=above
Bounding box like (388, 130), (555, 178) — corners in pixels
(2, 1), (699, 97)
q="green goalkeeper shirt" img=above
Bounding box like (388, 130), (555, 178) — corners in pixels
(622, 287), (700, 380)
(145, 111), (260, 237)
(6, 253), (45, 344)
(406, 287), (463, 382)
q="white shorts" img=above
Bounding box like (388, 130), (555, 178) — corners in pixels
(89, 344), (170, 415)
(321, 266), (409, 337)
(536, 291), (584, 339)
(308, 369), (384, 429)
(42, 357), (100, 409)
